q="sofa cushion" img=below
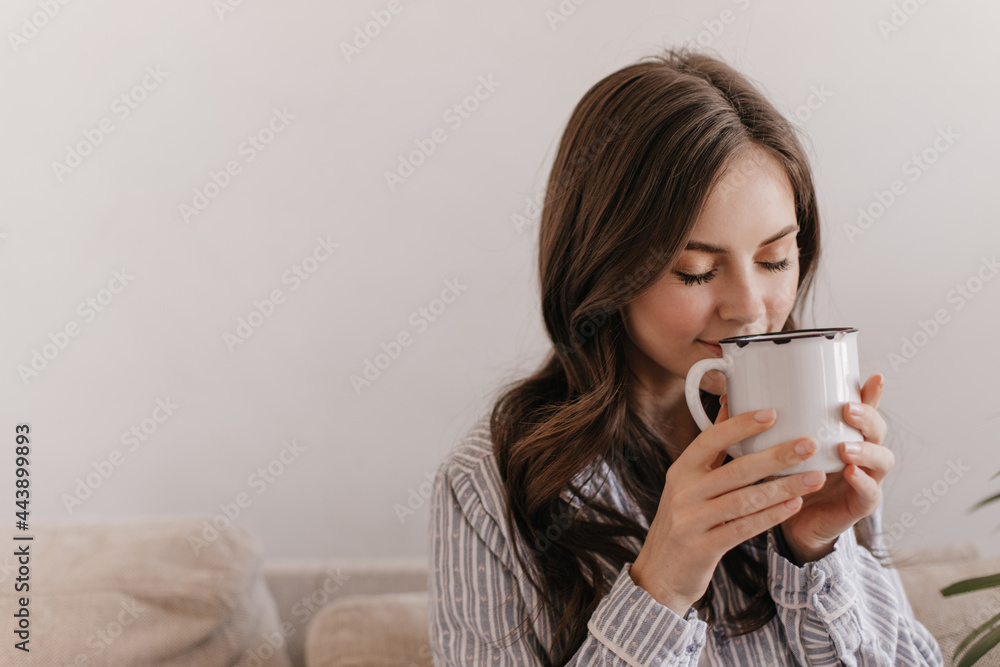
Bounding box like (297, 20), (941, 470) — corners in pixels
(896, 551), (1000, 665)
(304, 592), (432, 667)
(0, 515), (291, 666)
(264, 557), (428, 667)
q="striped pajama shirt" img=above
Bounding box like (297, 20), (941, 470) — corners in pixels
(428, 413), (944, 666)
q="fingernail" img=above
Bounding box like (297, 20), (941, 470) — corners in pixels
(720, 394), (728, 406)
(794, 438), (815, 456)
(848, 402), (864, 416)
(803, 470), (824, 486)
(844, 442), (862, 456)
(754, 409), (775, 423)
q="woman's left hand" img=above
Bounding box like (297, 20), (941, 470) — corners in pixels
(777, 373), (894, 565)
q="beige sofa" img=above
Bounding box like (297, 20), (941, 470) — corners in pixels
(0, 516), (994, 666)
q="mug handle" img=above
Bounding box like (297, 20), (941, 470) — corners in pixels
(684, 356), (742, 459)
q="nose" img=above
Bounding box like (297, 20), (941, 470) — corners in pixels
(717, 264), (767, 324)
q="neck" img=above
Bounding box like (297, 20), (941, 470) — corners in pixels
(622, 338), (710, 461)
(633, 374), (703, 462)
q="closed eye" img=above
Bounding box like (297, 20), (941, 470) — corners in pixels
(675, 258), (792, 286)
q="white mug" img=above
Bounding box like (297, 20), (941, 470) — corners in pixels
(684, 327), (863, 476)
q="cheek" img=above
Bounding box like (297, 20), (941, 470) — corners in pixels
(772, 285), (795, 316)
(671, 294), (713, 338)
(771, 267), (800, 316)
(632, 287), (709, 343)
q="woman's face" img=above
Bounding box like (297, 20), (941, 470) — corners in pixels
(623, 147), (801, 398)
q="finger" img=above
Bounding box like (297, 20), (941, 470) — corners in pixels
(843, 400), (888, 445)
(706, 494), (803, 553)
(708, 468), (825, 525)
(841, 441), (895, 483)
(844, 464), (882, 513)
(861, 373), (885, 410)
(716, 394), (729, 423)
(701, 435), (816, 499)
(686, 407), (776, 471)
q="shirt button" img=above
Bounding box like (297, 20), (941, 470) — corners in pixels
(821, 581), (832, 594)
(685, 643), (698, 654)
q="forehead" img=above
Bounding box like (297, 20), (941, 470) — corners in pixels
(688, 148), (797, 245)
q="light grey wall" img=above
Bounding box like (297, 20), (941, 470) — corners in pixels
(2, 0), (996, 560)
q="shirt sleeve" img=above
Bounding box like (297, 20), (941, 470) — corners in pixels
(767, 504), (944, 666)
(428, 464), (710, 666)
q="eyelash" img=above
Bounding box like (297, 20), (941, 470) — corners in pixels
(675, 258), (791, 286)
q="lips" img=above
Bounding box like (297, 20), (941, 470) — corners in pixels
(700, 332), (768, 356)
(699, 340), (723, 357)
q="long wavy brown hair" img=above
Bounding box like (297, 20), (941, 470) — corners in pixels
(489, 48), (889, 665)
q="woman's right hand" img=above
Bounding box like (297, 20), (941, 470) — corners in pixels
(629, 398), (827, 617)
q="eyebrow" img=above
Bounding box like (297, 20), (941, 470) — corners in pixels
(684, 224), (800, 254)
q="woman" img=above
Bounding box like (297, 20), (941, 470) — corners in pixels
(428, 48), (943, 666)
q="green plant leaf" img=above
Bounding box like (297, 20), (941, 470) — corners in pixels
(942, 573), (1000, 597)
(956, 622), (1000, 667)
(970, 492), (1000, 513)
(954, 611), (1000, 661)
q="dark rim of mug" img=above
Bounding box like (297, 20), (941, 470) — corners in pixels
(720, 327), (857, 347)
